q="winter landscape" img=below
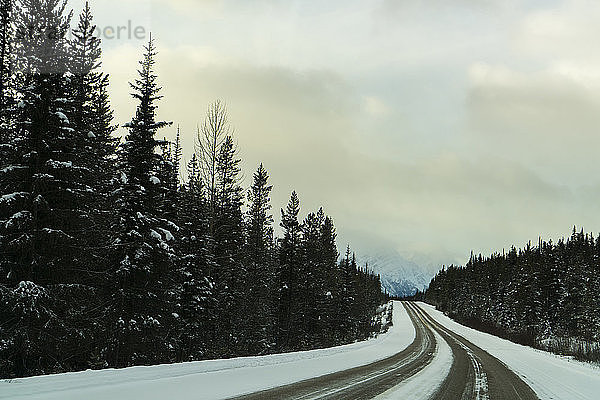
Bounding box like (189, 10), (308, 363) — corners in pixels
(1, 0), (600, 399)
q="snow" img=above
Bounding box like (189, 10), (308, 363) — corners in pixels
(149, 230), (162, 240)
(165, 220), (181, 232)
(375, 328), (453, 400)
(87, 131), (96, 138)
(46, 160), (73, 169)
(157, 228), (174, 241)
(41, 228), (73, 240)
(55, 112), (69, 123)
(149, 176), (160, 185)
(11, 282), (48, 316)
(0, 301), (415, 400)
(0, 192), (28, 205)
(4, 211), (32, 229)
(1, 165), (27, 174)
(418, 302), (600, 400)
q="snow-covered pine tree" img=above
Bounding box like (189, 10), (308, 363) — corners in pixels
(424, 227), (600, 361)
(0, 0), (80, 377)
(156, 126), (180, 221)
(62, 1), (117, 370)
(318, 214), (339, 346)
(242, 163), (275, 355)
(0, 0), (12, 114)
(174, 154), (215, 361)
(211, 134), (245, 355)
(0, 0), (14, 170)
(334, 246), (357, 343)
(67, 0), (117, 185)
(277, 190), (302, 351)
(300, 209), (325, 347)
(592, 236), (600, 342)
(107, 35), (176, 367)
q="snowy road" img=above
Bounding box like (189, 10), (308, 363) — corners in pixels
(0, 302), (415, 400)
(233, 303), (437, 399)
(418, 302), (600, 400)
(2, 301), (599, 400)
(249, 302), (537, 400)
(412, 303), (538, 400)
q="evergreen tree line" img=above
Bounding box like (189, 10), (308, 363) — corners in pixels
(421, 227), (600, 362)
(0, 0), (385, 378)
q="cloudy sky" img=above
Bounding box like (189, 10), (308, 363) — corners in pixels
(69, 0), (600, 266)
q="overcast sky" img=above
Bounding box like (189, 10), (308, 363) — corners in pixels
(69, 0), (600, 266)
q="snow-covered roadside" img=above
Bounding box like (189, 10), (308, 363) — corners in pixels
(374, 328), (453, 400)
(0, 301), (415, 400)
(418, 302), (600, 400)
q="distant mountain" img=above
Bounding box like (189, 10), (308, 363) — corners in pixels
(357, 251), (439, 297)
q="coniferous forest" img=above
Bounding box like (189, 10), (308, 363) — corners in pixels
(422, 227), (600, 362)
(0, 1), (385, 378)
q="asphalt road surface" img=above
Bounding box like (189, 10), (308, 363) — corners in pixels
(230, 302), (540, 400)
(411, 302), (539, 400)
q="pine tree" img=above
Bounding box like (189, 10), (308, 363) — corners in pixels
(0, 0), (79, 377)
(174, 154), (214, 361)
(318, 214), (339, 346)
(106, 35), (175, 367)
(156, 127), (180, 220)
(277, 191), (302, 351)
(0, 0), (14, 180)
(424, 227), (600, 361)
(212, 134), (245, 355)
(242, 163), (275, 355)
(300, 210), (321, 347)
(0, 0), (12, 113)
(55, 1), (117, 372)
(335, 246), (357, 342)
(0, 0), (122, 376)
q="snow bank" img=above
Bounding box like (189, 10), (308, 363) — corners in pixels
(0, 301), (415, 400)
(418, 302), (600, 400)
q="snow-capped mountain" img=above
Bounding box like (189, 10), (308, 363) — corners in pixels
(357, 250), (439, 297)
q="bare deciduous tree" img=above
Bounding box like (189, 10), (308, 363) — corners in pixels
(196, 99), (232, 228)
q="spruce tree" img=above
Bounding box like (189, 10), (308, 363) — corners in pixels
(319, 214), (339, 346)
(212, 134), (245, 355)
(0, 0), (77, 377)
(243, 163), (275, 355)
(425, 227), (600, 361)
(175, 154), (214, 361)
(107, 35), (175, 367)
(0, 0), (12, 114)
(277, 191), (302, 351)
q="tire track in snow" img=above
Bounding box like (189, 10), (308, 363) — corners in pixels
(374, 315), (453, 400)
(462, 343), (489, 400)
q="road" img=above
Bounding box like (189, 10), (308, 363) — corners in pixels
(412, 303), (539, 400)
(231, 302), (540, 400)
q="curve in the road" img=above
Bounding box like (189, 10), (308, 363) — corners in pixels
(411, 302), (540, 400)
(231, 301), (541, 400)
(230, 302), (437, 400)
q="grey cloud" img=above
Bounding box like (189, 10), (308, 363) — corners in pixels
(464, 64), (600, 186)
(97, 0), (600, 269)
